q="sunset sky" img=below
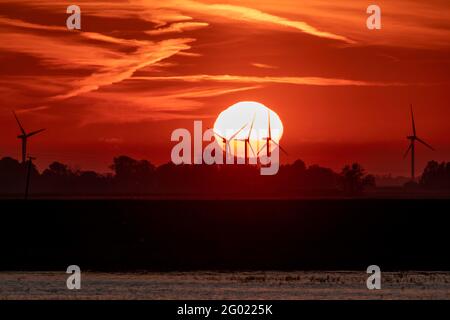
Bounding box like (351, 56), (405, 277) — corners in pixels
(1, 0), (449, 175)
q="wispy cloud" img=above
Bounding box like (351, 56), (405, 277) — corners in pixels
(0, 16), (195, 103)
(51, 38), (194, 100)
(99, 137), (124, 144)
(146, 21), (209, 35)
(0, 0), (447, 128)
(132, 74), (405, 86)
(251, 63), (278, 69)
(196, 0), (450, 49)
(176, 51), (202, 57)
(78, 84), (258, 124)
(143, 0), (354, 43)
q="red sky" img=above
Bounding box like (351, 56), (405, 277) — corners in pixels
(1, 0), (449, 175)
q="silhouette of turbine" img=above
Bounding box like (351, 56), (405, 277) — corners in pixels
(24, 155), (36, 200)
(213, 123), (248, 163)
(404, 105), (434, 180)
(257, 109), (288, 157)
(236, 112), (257, 164)
(13, 111), (45, 163)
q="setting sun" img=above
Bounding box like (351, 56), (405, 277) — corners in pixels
(213, 101), (284, 159)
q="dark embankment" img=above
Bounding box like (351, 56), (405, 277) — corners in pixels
(1, 199), (449, 271)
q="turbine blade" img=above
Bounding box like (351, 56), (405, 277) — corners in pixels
(416, 137), (435, 151)
(267, 110), (271, 139)
(247, 112), (256, 139)
(410, 104), (416, 136)
(248, 142), (256, 157)
(279, 145), (289, 156)
(403, 143), (412, 158)
(229, 123), (248, 141)
(210, 128), (225, 140)
(257, 143), (267, 156)
(226, 143), (231, 158)
(272, 140), (288, 155)
(215, 132), (225, 140)
(26, 128), (45, 137)
(12, 111), (26, 135)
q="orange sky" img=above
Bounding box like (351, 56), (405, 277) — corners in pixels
(1, 0), (449, 175)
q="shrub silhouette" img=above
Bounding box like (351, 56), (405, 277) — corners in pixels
(340, 163), (375, 195)
(420, 160), (450, 189)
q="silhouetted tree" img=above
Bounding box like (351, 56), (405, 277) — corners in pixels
(362, 174), (376, 189)
(340, 163), (375, 195)
(73, 170), (110, 193)
(420, 160), (450, 189)
(305, 165), (338, 190)
(0, 157), (37, 194)
(41, 161), (76, 193)
(291, 160), (306, 173)
(44, 161), (72, 177)
(110, 156), (155, 192)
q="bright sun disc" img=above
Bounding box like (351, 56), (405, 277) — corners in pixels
(213, 101), (284, 158)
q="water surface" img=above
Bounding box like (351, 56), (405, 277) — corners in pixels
(1, 271), (449, 299)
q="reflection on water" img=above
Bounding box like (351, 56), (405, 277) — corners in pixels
(1, 271), (449, 300)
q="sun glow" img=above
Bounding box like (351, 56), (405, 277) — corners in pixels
(213, 101), (284, 159)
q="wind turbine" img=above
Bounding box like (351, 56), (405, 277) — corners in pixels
(13, 111), (45, 163)
(404, 104), (434, 180)
(24, 155), (36, 200)
(257, 109), (288, 157)
(213, 123), (248, 163)
(236, 112), (256, 164)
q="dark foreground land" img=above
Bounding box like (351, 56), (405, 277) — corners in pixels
(1, 199), (449, 271)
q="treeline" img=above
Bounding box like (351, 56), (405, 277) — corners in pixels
(0, 156), (377, 196)
(420, 160), (450, 189)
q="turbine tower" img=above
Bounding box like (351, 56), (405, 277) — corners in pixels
(404, 105), (434, 180)
(13, 111), (45, 163)
(24, 155), (36, 200)
(258, 109), (288, 157)
(236, 112), (256, 164)
(213, 123), (247, 163)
